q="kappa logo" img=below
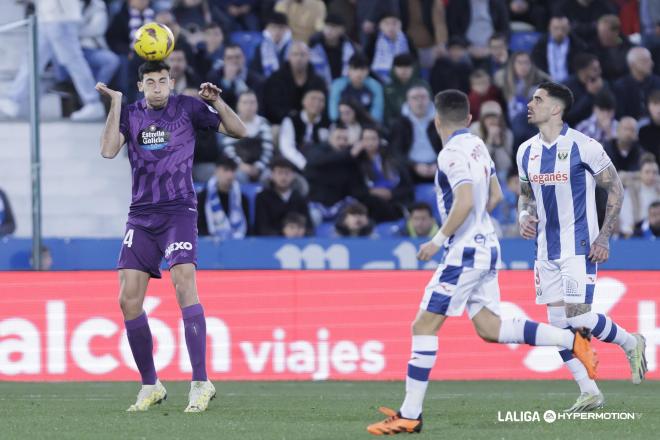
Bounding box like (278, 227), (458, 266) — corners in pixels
(557, 151), (569, 160)
(165, 241), (193, 258)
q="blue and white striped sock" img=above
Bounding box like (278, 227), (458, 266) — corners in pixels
(498, 318), (574, 349)
(400, 335), (437, 420)
(591, 313), (637, 351)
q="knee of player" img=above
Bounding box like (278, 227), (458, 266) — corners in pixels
(118, 292), (142, 314)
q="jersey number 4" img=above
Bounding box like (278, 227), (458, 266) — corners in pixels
(123, 229), (134, 248)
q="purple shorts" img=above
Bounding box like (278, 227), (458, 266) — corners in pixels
(117, 209), (198, 278)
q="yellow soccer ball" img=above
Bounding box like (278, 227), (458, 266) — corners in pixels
(133, 23), (175, 61)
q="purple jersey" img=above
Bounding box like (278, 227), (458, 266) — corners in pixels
(120, 94), (221, 212)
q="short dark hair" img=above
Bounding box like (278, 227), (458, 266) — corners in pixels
(648, 89), (660, 105)
(215, 155), (238, 170)
(270, 156), (296, 171)
(650, 200), (660, 211)
(266, 12), (288, 26)
(536, 81), (574, 116)
(593, 90), (615, 111)
(348, 53), (369, 70)
(283, 212), (307, 228)
(489, 32), (507, 43)
(408, 202), (433, 217)
(572, 53), (598, 72)
(393, 53), (414, 67)
(640, 153), (658, 168)
(434, 89), (470, 124)
(138, 61), (170, 81)
(342, 201), (368, 216)
(223, 43), (243, 53)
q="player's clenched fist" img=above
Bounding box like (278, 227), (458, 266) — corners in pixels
(95, 82), (122, 101)
(519, 213), (539, 239)
(199, 82), (222, 102)
(417, 241), (440, 261)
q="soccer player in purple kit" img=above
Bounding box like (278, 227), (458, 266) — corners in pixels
(95, 61), (246, 413)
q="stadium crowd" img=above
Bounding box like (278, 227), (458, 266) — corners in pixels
(1, 0), (660, 241)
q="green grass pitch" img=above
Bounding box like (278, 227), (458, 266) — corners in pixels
(1, 381), (658, 439)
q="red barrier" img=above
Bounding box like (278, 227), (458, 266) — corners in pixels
(0, 271), (658, 381)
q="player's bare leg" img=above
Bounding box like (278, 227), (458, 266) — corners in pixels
(120, 269), (167, 412)
(171, 263), (215, 413)
(566, 303), (647, 384)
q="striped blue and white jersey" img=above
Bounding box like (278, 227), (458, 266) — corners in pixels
(516, 123), (612, 261)
(436, 128), (500, 270)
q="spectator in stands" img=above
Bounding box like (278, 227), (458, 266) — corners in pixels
(605, 116), (644, 172)
(154, 9), (195, 62)
(391, 86), (442, 183)
(338, 98), (376, 145)
(197, 156), (250, 238)
(399, 0), (448, 69)
(255, 157), (312, 236)
(531, 14), (587, 83)
(496, 51), (549, 144)
(365, 12), (415, 83)
(207, 44), (264, 110)
(487, 33), (509, 78)
(334, 201), (374, 237)
(469, 100), (513, 179)
(282, 212), (308, 238)
(640, 0), (660, 71)
(563, 53), (609, 127)
(262, 41), (326, 124)
(430, 36), (473, 95)
(75, 0), (120, 86)
(172, 0), (227, 35)
(400, 202), (439, 238)
(0, 0), (104, 121)
(507, 0), (550, 31)
(634, 200), (660, 239)
(166, 49), (201, 94)
(355, 0), (399, 47)
(304, 125), (367, 224)
(467, 69), (503, 121)
(328, 53), (384, 123)
(275, 0), (327, 43)
(194, 22), (225, 78)
(0, 187), (16, 237)
(219, 0), (260, 32)
(250, 12), (292, 79)
(279, 87), (330, 171)
(576, 90), (618, 145)
(614, 46), (660, 119)
(621, 155), (660, 237)
(384, 53), (431, 126)
(354, 126), (413, 222)
(30, 245), (54, 271)
(309, 14), (356, 87)
(221, 90), (273, 183)
(446, 0), (510, 64)
(554, 0), (617, 43)
(639, 89), (660, 166)
(590, 14), (633, 82)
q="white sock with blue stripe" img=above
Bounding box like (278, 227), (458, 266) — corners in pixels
(498, 317), (574, 349)
(548, 307), (600, 395)
(568, 312), (637, 351)
(400, 335), (437, 420)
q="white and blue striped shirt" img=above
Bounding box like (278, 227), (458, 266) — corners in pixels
(516, 123), (612, 261)
(436, 129), (500, 270)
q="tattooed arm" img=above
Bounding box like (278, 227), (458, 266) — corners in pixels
(589, 164), (624, 263)
(518, 180), (539, 239)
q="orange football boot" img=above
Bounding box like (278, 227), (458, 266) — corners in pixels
(572, 327), (599, 380)
(367, 406), (422, 435)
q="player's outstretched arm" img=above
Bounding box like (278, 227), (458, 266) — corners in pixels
(486, 175), (503, 213)
(198, 82), (247, 138)
(95, 82), (125, 159)
(417, 183), (474, 261)
(517, 180), (538, 239)
(590, 164), (624, 263)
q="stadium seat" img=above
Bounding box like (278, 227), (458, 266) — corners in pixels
(315, 221), (336, 238)
(374, 219), (405, 237)
(414, 183), (441, 221)
(508, 31), (541, 53)
(240, 182), (263, 227)
(230, 31), (263, 63)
